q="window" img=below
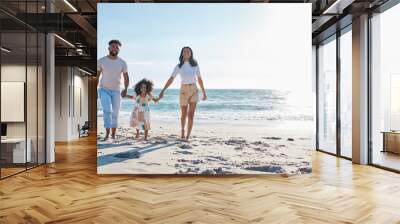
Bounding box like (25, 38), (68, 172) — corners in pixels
(340, 28), (352, 158)
(318, 36), (337, 154)
(370, 3), (400, 171)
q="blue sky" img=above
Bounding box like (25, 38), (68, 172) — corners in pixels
(98, 3), (312, 95)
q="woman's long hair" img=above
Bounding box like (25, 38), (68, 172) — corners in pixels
(178, 46), (198, 68)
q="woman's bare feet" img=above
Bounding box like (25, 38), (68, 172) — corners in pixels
(181, 129), (185, 140)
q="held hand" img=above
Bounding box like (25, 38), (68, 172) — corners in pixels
(121, 89), (127, 97)
(158, 90), (164, 99)
(202, 93), (207, 101)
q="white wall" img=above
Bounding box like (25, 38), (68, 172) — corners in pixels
(54, 67), (89, 141)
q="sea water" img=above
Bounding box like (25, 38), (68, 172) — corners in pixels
(97, 89), (314, 122)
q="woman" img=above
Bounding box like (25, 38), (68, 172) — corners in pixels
(159, 46), (207, 141)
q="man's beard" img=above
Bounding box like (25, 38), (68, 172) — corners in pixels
(109, 51), (118, 56)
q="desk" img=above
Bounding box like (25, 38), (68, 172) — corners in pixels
(382, 131), (400, 154)
(1, 138), (31, 163)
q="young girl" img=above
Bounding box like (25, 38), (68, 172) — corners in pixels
(128, 79), (159, 141)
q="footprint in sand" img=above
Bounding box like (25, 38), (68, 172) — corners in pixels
(177, 159), (204, 165)
(263, 137), (282, 140)
(224, 139), (247, 146)
(244, 165), (285, 173)
(174, 150), (193, 155)
(251, 141), (263, 145)
(206, 156), (227, 162)
(178, 144), (192, 149)
(298, 167), (312, 173)
(253, 147), (264, 152)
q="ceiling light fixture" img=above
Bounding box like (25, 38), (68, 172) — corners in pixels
(1, 47), (11, 53)
(54, 34), (75, 48)
(322, 0), (355, 15)
(78, 67), (93, 76)
(63, 0), (78, 12)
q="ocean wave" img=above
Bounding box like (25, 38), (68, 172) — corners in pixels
(98, 89), (313, 121)
(98, 110), (313, 121)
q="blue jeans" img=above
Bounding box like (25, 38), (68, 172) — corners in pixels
(99, 87), (121, 129)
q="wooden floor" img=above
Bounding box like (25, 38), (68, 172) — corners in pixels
(373, 151), (400, 171)
(1, 136), (400, 224)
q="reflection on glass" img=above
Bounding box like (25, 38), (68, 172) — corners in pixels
(38, 33), (46, 165)
(340, 30), (352, 158)
(1, 32), (27, 177)
(27, 32), (38, 169)
(390, 74), (400, 130)
(0, 1), (47, 179)
(371, 4), (400, 171)
(318, 37), (337, 154)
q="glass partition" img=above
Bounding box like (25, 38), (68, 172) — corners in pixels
(1, 31), (28, 178)
(339, 28), (352, 158)
(371, 4), (400, 171)
(317, 36), (337, 154)
(38, 32), (45, 165)
(27, 31), (38, 169)
(0, 1), (46, 179)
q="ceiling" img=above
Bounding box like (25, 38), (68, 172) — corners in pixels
(0, 0), (393, 73)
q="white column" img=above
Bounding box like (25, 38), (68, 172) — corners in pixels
(45, 0), (55, 163)
(46, 33), (55, 163)
(352, 14), (369, 164)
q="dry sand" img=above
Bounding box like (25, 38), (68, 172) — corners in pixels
(97, 118), (313, 175)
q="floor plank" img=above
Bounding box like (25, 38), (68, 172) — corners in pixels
(0, 136), (400, 224)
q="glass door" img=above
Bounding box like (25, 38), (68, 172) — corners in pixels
(317, 36), (337, 155)
(339, 28), (352, 158)
(370, 4), (400, 171)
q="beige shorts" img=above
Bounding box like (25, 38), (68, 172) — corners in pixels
(180, 84), (199, 106)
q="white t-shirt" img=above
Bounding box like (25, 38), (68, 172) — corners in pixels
(171, 62), (201, 84)
(97, 56), (128, 91)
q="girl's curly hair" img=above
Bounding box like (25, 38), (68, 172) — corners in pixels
(134, 78), (154, 96)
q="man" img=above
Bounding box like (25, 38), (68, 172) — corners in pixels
(97, 39), (129, 140)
